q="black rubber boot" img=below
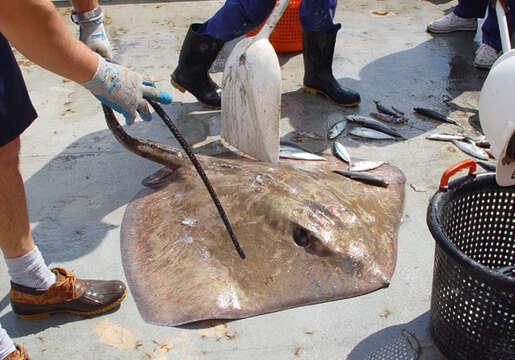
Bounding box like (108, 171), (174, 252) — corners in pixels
(302, 26), (361, 107)
(171, 24), (225, 109)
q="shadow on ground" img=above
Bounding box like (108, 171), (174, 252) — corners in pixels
(24, 101), (213, 266)
(347, 312), (445, 360)
(278, 30), (487, 155)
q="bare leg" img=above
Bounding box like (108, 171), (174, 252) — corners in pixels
(0, 137), (34, 259)
(70, 0), (98, 13)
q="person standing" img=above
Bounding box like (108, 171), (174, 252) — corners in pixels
(427, 0), (514, 69)
(0, 1), (171, 358)
(171, 0), (361, 109)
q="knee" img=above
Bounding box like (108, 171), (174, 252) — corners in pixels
(0, 137), (21, 169)
(241, 0), (276, 26)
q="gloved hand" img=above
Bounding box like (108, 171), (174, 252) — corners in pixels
(78, 13), (113, 59)
(82, 55), (172, 125)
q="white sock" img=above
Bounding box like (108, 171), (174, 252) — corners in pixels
(5, 246), (56, 290)
(0, 326), (16, 360)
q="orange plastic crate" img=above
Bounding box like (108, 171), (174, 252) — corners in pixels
(247, 0), (302, 53)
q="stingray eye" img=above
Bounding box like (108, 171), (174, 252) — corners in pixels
(293, 226), (309, 247)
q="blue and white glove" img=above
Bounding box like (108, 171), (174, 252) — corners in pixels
(78, 12), (113, 59)
(82, 55), (172, 125)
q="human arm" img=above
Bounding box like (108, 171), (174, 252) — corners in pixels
(71, 0), (113, 59)
(0, 0), (97, 83)
(0, 0), (171, 124)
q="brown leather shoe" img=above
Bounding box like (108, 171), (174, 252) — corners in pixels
(3, 345), (29, 360)
(9, 268), (126, 320)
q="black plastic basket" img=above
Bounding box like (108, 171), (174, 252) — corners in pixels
(427, 160), (515, 360)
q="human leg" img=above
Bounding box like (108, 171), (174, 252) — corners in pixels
(0, 326), (16, 360)
(453, 0), (490, 18)
(0, 30), (126, 320)
(300, 0), (360, 107)
(427, 0), (489, 33)
(0, 139), (38, 260)
(198, 0), (276, 41)
(474, 2), (515, 68)
(1, 145), (127, 318)
(171, 0), (275, 109)
(481, 1), (515, 51)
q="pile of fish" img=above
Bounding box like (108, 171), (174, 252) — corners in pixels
(289, 100), (497, 172)
(327, 113), (405, 141)
(283, 101), (408, 187)
(280, 140), (388, 187)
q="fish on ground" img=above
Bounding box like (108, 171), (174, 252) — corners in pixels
(333, 170), (389, 187)
(327, 120), (348, 140)
(346, 115), (404, 138)
(333, 141), (385, 171)
(350, 160), (386, 172)
(391, 106), (405, 116)
(474, 139), (491, 149)
(280, 143), (327, 161)
(426, 133), (491, 150)
(370, 112), (407, 124)
(413, 107), (459, 125)
(477, 161), (496, 172)
(332, 141), (352, 164)
(426, 133), (467, 142)
(373, 100), (400, 118)
(452, 140), (490, 160)
(349, 127), (397, 141)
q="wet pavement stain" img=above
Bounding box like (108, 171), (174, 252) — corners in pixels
(92, 319), (136, 350)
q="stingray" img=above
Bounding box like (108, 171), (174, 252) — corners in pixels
(102, 105), (406, 326)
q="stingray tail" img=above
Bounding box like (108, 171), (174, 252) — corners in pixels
(102, 104), (189, 168)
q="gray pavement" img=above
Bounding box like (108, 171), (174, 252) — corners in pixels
(4, 0), (497, 358)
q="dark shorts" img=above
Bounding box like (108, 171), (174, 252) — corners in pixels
(0, 32), (37, 147)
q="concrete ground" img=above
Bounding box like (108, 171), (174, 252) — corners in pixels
(3, 0), (501, 358)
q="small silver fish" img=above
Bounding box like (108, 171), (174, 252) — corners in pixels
(333, 170), (389, 187)
(477, 161), (496, 172)
(349, 127), (396, 140)
(413, 107), (458, 125)
(349, 161), (386, 172)
(370, 112), (407, 124)
(346, 115), (404, 138)
(332, 141), (352, 164)
(328, 120), (348, 140)
(426, 134), (467, 141)
(280, 146), (327, 161)
(452, 140), (489, 160)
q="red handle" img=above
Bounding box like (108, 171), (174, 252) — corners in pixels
(439, 159), (477, 189)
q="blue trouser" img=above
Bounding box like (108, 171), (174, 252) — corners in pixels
(454, 0), (515, 51)
(198, 0), (338, 41)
